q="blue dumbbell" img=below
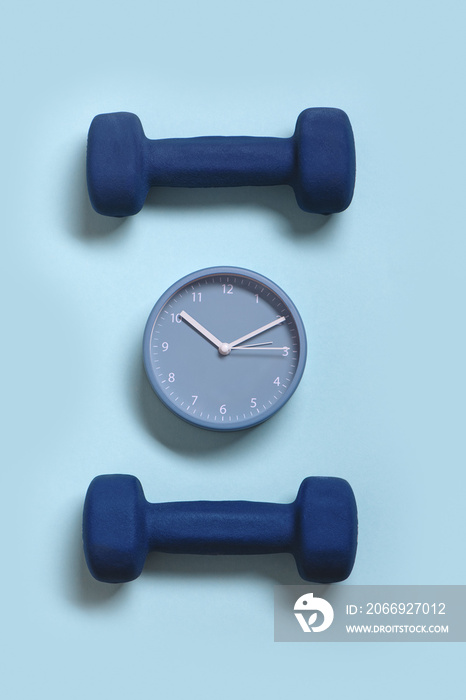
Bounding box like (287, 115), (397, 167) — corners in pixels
(83, 475), (358, 584)
(87, 108), (356, 217)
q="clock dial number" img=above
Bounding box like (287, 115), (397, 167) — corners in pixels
(222, 284), (234, 294)
(220, 404), (227, 415)
(168, 373), (175, 383)
(162, 342), (169, 352)
(273, 377), (280, 386)
(171, 313), (182, 323)
(250, 398), (257, 408)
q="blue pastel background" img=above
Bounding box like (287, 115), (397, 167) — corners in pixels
(2, 1), (465, 696)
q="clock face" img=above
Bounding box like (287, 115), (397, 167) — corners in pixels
(143, 267), (307, 431)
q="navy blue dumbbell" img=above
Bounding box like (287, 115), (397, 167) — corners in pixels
(87, 108), (356, 217)
(83, 475), (358, 584)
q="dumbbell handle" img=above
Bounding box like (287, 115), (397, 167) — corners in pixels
(147, 501), (294, 554)
(147, 136), (293, 188)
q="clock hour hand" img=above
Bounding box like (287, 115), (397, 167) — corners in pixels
(228, 316), (286, 349)
(179, 311), (224, 351)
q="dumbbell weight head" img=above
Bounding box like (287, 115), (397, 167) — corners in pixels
(293, 108), (356, 215)
(87, 112), (148, 218)
(83, 474), (148, 583)
(294, 476), (358, 584)
(83, 475), (358, 584)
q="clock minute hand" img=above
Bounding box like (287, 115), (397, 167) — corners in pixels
(179, 310), (223, 350)
(229, 316), (286, 349)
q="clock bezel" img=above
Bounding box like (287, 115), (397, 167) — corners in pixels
(143, 266), (307, 431)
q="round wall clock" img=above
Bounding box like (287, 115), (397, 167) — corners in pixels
(143, 267), (307, 431)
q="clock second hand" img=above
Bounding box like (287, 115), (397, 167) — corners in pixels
(231, 341), (273, 348)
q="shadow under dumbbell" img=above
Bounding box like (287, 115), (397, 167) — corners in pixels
(144, 551), (305, 586)
(144, 185), (332, 239)
(133, 349), (251, 455)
